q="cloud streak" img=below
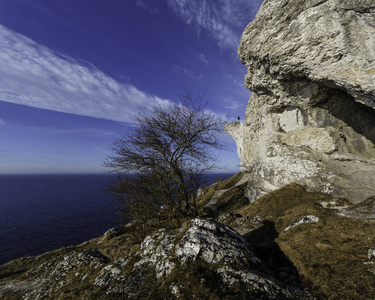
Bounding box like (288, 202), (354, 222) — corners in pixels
(0, 25), (170, 123)
(6, 123), (116, 137)
(224, 97), (239, 110)
(199, 54), (208, 64)
(165, 0), (262, 49)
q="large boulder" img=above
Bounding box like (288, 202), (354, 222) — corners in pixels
(226, 0), (375, 203)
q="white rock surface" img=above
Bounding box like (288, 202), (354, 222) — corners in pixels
(22, 250), (110, 299)
(368, 249), (375, 261)
(226, 0), (375, 204)
(134, 229), (176, 278)
(175, 218), (260, 265)
(284, 216), (319, 232)
(279, 107), (305, 133)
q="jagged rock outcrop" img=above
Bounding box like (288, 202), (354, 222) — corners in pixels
(1, 250), (110, 299)
(95, 219), (304, 298)
(0, 219), (309, 299)
(226, 0), (375, 203)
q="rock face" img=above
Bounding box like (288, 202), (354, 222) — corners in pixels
(226, 0), (375, 203)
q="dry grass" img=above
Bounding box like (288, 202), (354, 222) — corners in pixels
(196, 182), (221, 209)
(213, 182), (249, 213)
(197, 173), (244, 210)
(216, 172), (243, 190)
(236, 183), (375, 299)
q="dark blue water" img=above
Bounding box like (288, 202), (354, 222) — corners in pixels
(0, 173), (234, 266)
(0, 174), (117, 266)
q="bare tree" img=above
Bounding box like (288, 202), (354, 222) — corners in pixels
(105, 92), (226, 226)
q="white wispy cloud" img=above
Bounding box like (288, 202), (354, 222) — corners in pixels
(173, 65), (194, 78)
(40, 127), (116, 137)
(199, 54), (208, 64)
(224, 96), (239, 110)
(11, 124), (115, 137)
(172, 65), (203, 80)
(0, 118), (5, 125)
(165, 0), (262, 49)
(135, 0), (159, 14)
(0, 25), (170, 123)
(225, 74), (243, 87)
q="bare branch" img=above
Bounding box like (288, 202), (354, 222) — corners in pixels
(104, 91), (227, 224)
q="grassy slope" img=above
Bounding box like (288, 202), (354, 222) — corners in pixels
(0, 228), (142, 299)
(233, 182), (375, 299)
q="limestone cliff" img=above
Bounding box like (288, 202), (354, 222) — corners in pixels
(226, 0), (375, 203)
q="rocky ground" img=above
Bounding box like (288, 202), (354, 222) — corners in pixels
(1, 172), (375, 299)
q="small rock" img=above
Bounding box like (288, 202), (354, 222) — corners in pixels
(284, 215), (319, 232)
(368, 249), (375, 261)
(170, 284), (182, 297)
(101, 227), (120, 241)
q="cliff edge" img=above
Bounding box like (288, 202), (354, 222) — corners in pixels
(226, 0), (375, 203)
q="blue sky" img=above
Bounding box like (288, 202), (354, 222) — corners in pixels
(0, 0), (262, 174)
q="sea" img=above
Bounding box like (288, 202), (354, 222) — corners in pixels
(0, 173), (234, 266)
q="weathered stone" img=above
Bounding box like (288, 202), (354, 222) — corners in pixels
(279, 107), (305, 132)
(281, 127), (337, 154)
(238, 0), (375, 108)
(284, 215), (319, 232)
(134, 229), (176, 278)
(22, 250), (110, 299)
(0, 279), (45, 298)
(368, 249), (375, 261)
(216, 266), (300, 299)
(364, 249), (375, 275)
(339, 196), (375, 221)
(226, 0), (375, 204)
(217, 213), (264, 235)
(93, 257), (141, 295)
(175, 218), (260, 265)
(101, 227), (120, 241)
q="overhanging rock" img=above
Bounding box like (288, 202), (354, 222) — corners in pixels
(226, 0), (375, 203)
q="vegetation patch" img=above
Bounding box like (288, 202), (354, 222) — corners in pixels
(196, 182), (221, 209)
(213, 182), (249, 213)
